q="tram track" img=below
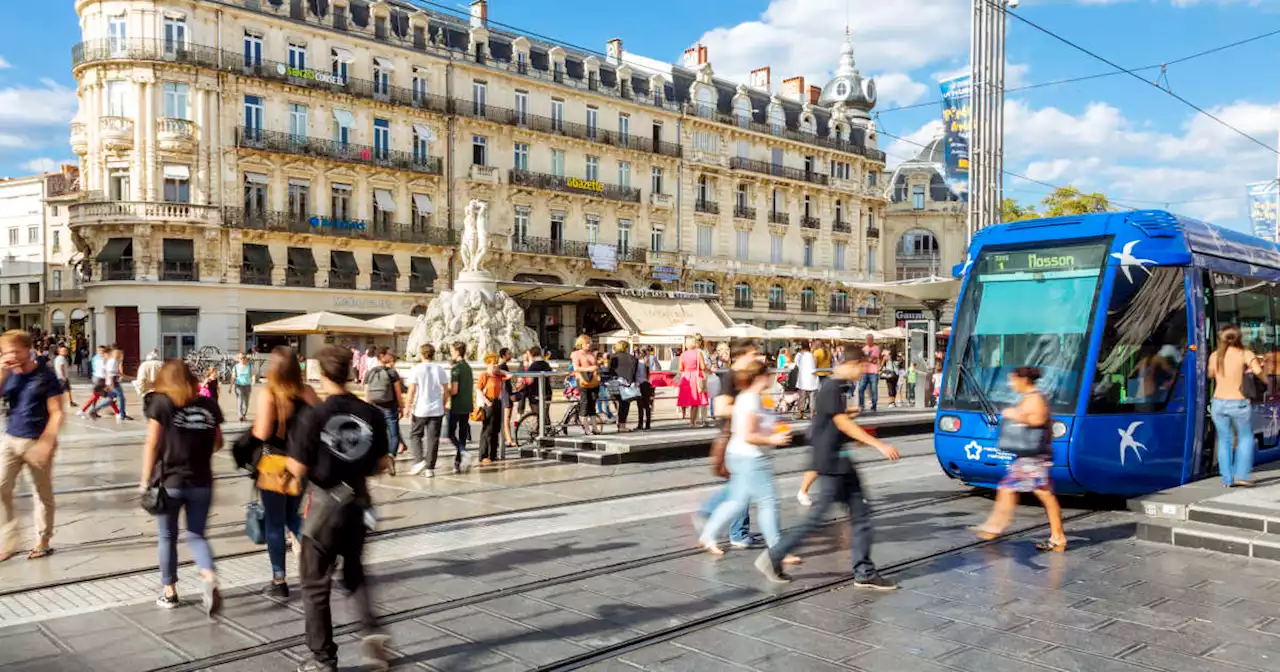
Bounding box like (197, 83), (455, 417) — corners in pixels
(0, 444), (940, 598)
(149, 487), (982, 672)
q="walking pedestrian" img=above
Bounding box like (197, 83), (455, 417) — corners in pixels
(0, 330), (64, 562)
(476, 353), (507, 464)
(677, 334), (710, 428)
(287, 346), (391, 672)
(405, 344), (448, 477)
(135, 351), (162, 417)
(234, 352), (254, 422)
(698, 359), (795, 559)
(53, 345), (73, 407)
(571, 335), (604, 435)
(201, 367), (220, 406)
(882, 352), (899, 408)
(858, 335), (881, 412)
(974, 366), (1067, 551)
(499, 349), (518, 449)
(444, 342), (474, 473)
(794, 341), (818, 419)
(79, 346), (121, 421)
(609, 341), (640, 432)
(140, 359), (223, 613)
(364, 349), (404, 468)
(521, 346), (553, 434)
(636, 346), (655, 430)
(251, 346), (317, 598)
(1208, 325), (1264, 487)
(757, 350), (901, 587)
(906, 362), (918, 406)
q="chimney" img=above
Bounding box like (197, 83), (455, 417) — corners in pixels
(781, 76), (805, 102)
(749, 66), (771, 91)
(606, 38), (623, 65)
(468, 0), (487, 28)
(807, 85), (821, 105)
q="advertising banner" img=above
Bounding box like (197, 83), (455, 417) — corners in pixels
(1247, 180), (1278, 241)
(939, 75), (971, 192)
(589, 243), (618, 271)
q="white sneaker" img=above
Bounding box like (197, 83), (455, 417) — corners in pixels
(797, 491), (813, 507)
(115, 413), (123, 424)
(407, 461), (427, 476)
(75, 410), (86, 418)
(424, 469), (436, 478)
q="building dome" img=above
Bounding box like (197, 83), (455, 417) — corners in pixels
(818, 32), (876, 117)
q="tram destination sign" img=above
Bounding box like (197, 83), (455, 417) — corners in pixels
(984, 244), (1106, 275)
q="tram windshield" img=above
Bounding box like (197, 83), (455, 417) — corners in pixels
(942, 241), (1109, 414)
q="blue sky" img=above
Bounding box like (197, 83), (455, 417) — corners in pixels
(2, 0), (1278, 231)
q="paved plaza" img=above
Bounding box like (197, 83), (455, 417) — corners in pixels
(1, 419), (1279, 672)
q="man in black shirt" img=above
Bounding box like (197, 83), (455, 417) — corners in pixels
(287, 346), (392, 672)
(521, 346), (553, 433)
(757, 349), (902, 588)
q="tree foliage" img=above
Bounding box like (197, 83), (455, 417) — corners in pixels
(1002, 186), (1112, 222)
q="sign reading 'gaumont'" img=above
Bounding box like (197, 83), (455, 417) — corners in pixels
(309, 216), (367, 232)
(565, 177), (605, 193)
(276, 63), (347, 86)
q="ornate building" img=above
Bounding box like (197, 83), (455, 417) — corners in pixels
(67, 0), (886, 362)
(883, 137), (966, 327)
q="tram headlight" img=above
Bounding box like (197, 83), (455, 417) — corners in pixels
(1051, 421), (1067, 439)
(939, 415), (961, 432)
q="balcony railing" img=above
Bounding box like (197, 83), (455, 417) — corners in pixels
(800, 216), (821, 230)
(222, 208), (455, 246)
(866, 227), (880, 240)
(768, 211), (790, 225)
(508, 234), (645, 263)
(370, 274), (397, 292)
(768, 300), (787, 312)
(328, 271), (357, 289)
(733, 205), (757, 220)
(236, 127), (442, 175)
(70, 201), (223, 227)
(99, 260), (135, 281)
(454, 102), (682, 158)
(695, 199), (720, 215)
(896, 252), (942, 269)
(240, 264), (272, 286)
(833, 220), (852, 234)
(160, 260), (199, 282)
(508, 169), (640, 203)
(800, 300), (818, 314)
(829, 302), (851, 315)
(46, 288), (87, 301)
(729, 157), (830, 186)
(286, 268), (315, 288)
(734, 298), (754, 309)
(409, 277), (434, 293)
(863, 306), (882, 317)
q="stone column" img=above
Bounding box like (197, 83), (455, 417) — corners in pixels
(194, 86), (209, 204)
(132, 82), (148, 201)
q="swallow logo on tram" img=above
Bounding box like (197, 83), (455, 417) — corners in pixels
(1110, 241), (1156, 283)
(1118, 421), (1149, 466)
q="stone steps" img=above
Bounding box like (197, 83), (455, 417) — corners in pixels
(1130, 464), (1280, 562)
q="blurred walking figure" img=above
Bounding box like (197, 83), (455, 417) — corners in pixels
(974, 366), (1066, 552)
(444, 342), (474, 472)
(0, 330), (64, 562)
(757, 350), (901, 586)
(52, 346), (73, 407)
(609, 341), (640, 432)
(1208, 325), (1264, 487)
(405, 343), (448, 478)
(234, 352), (254, 422)
(135, 351), (162, 416)
(140, 360), (223, 613)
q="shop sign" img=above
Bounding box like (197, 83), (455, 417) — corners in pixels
(276, 63), (347, 86)
(310, 216), (367, 232)
(619, 288), (704, 300)
(333, 296), (395, 311)
(652, 266), (680, 282)
(566, 177), (605, 193)
(895, 310), (925, 321)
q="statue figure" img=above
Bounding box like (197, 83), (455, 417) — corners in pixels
(472, 201), (490, 273)
(459, 200), (478, 275)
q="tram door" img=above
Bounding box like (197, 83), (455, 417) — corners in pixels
(1197, 271), (1219, 481)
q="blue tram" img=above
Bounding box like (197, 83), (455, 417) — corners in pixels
(933, 210), (1280, 496)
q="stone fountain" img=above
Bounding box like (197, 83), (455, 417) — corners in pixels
(406, 200), (539, 359)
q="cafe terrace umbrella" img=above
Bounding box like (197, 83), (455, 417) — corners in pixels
(710, 324), (770, 339)
(767, 324), (816, 340)
(365, 314), (419, 333)
(252, 311), (393, 336)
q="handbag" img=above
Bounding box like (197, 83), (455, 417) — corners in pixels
(140, 452), (169, 515)
(470, 406), (486, 422)
(256, 449), (301, 496)
(619, 383), (642, 401)
(1242, 358), (1267, 404)
(709, 433), (730, 479)
(576, 369), (600, 389)
(245, 487), (266, 545)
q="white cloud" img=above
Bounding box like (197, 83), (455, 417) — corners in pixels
(0, 80), (77, 126)
(0, 134), (25, 148)
(884, 119), (943, 169)
(0, 57), (11, 70)
(874, 73), (929, 107)
(19, 157), (64, 173)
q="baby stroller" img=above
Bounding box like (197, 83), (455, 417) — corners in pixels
(773, 366), (804, 418)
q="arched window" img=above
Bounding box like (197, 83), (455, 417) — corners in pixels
(800, 114), (815, 134)
(734, 282), (752, 308)
(830, 289), (849, 314)
(769, 284), (786, 311)
(695, 86), (716, 117)
(801, 287), (817, 313)
(734, 97), (751, 127)
(895, 228), (941, 280)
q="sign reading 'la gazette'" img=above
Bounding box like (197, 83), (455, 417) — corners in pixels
(565, 177), (605, 193)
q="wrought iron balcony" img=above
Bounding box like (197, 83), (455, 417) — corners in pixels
(454, 101), (682, 158)
(240, 264), (272, 286)
(734, 205), (757, 220)
(236, 127), (442, 175)
(833, 220), (852, 234)
(695, 199), (720, 215)
(768, 300), (787, 312)
(328, 271), (357, 290)
(729, 157), (830, 186)
(508, 169), (640, 203)
(734, 298), (754, 309)
(829, 301), (852, 315)
(99, 260), (135, 281)
(801, 216), (821, 230)
(768, 211), (790, 225)
(409, 277), (434, 293)
(896, 252), (942, 269)
(510, 235), (589, 259)
(160, 260), (199, 282)
(862, 306), (882, 317)
(866, 227), (880, 240)
(223, 207), (455, 245)
(370, 274), (397, 292)
(800, 299), (818, 313)
(286, 268), (315, 288)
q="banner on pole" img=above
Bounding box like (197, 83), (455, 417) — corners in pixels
(939, 75), (971, 193)
(1247, 180), (1278, 241)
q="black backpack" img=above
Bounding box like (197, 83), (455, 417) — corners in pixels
(366, 366), (396, 405)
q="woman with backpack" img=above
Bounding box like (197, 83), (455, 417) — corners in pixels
(1208, 325), (1264, 487)
(250, 346), (317, 598)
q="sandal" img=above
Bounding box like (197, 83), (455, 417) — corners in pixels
(0, 552), (14, 563)
(972, 525), (1001, 541)
(782, 555), (802, 565)
(702, 542), (725, 557)
(1035, 538), (1067, 553)
(27, 547), (54, 560)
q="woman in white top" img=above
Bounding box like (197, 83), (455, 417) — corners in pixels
(698, 360), (796, 561)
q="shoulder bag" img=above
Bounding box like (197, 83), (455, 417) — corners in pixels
(244, 484), (266, 545)
(1242, 357), (1267, 404)
(140, 449), (169, 515)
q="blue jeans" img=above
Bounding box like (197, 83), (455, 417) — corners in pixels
(260, 489), (302, 581)
(699, 483), (752, 543)
(380, 408), (401, 454)
(448, 413), (470, 467)
(1211, 399), (1255, 486)
(93, 381), (126, 416)
(858, 374), (878, 411)
(156, 486), (215, 586)
(699, 453), (780, 548)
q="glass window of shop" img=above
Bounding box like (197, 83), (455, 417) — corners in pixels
(160, 309), (198, 361)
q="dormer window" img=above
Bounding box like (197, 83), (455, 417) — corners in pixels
(835, 80), (850, 98)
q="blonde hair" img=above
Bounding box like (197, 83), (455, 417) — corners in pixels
(575, 334), (592, 351)
(266, 346), (305, 437)
(614, 340), (630, 353)
(483, 352), (500, 365)
(156, 360), (200, 407)
(691, 333), (705, 349)
(0, 330), (31, 349)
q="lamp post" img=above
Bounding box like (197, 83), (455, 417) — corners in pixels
(967, 0), (1014, 241)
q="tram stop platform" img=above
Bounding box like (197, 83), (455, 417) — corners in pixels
(523, 409), (937, 465)
(1130, 463), (1280, 562)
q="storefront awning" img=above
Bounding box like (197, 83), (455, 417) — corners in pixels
(287, 247), (317, 272)
(332, 109), (356, 129)
(410, 256), (437, 282)
(330, 250), (359, 273)
(601, 292), (735, 335)
(843, 276), (960, 302)
(373, 188), (397, 213)
(412, 193), (434, 214)
(411, 124), (436, 142)
(245, 172), (269, 184)
(163, 238), (194, 263)
(372, 253), (398, 276)
(96, 238), (132, 263)
(374, 56), (396, 71)
(242, 244), (272, 268)
(331, 47), (355, 64)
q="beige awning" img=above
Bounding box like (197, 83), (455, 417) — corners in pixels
(365, 314), (418, 333)
(253, 311), (393, 336)
(601, 293), (733, 335)
(767, 324), (816, 340)
(843, 276), (960, 302)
